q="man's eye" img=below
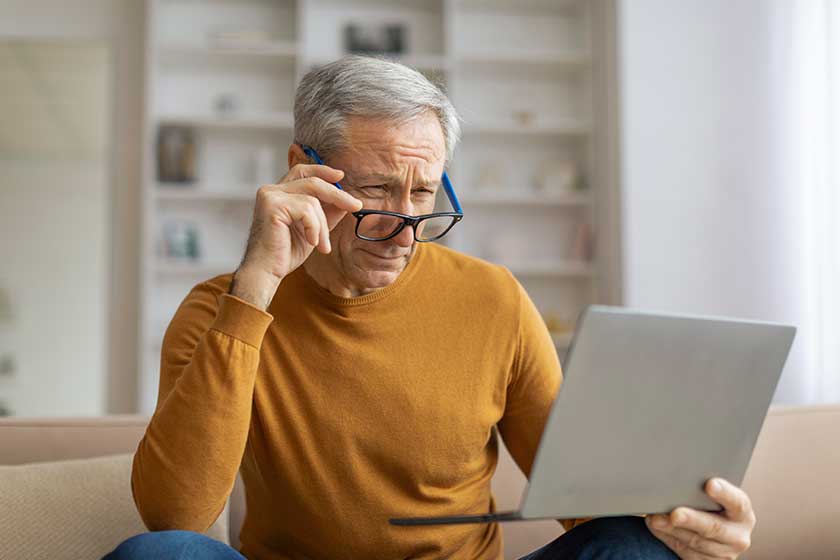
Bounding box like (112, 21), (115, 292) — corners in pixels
(356, 185), (386, 196)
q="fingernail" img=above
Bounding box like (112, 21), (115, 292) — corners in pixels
(709, 479), (721, 493)
(652, 517), (667, 529)
(672, 512), (684, 524)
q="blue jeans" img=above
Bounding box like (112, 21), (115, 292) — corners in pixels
(103, 516), (676, 559)
(518, 517), (677, 560)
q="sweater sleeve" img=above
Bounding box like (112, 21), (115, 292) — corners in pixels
(497, 279), (590, 532)
(131, 279), (274, 532)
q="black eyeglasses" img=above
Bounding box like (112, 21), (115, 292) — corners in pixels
(352, 209), (462, 242)
(301, 144), (464, 243)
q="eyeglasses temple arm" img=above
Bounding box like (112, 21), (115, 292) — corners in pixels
(441, 170), (463, 215)
(301, 145), (344, 190)
(303, 144), (462, 216)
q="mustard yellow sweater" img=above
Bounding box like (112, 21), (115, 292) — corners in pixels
(132, 242), (577, 559)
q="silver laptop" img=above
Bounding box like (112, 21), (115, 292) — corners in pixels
(390, 305), (796, 526)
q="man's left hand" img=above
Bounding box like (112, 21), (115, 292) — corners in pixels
(645, 478), (756, 559)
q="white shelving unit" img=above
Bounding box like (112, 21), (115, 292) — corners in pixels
(139, 0), (620, 413)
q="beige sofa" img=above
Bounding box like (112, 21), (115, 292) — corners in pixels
(0, 405), (838, 559)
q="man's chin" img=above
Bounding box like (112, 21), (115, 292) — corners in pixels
(350, 257), (409, 291)
(354, 267), (403, 290)
(347, 246), (414, 291)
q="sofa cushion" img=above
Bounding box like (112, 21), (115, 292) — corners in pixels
(0, 453), (229, 560)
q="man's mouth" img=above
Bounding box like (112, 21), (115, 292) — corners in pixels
(361, 248), (406, 261)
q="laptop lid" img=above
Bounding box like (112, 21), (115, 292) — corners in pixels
(519, 306), (795, 520)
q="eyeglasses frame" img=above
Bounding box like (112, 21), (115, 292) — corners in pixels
(300, 144), (464, 243)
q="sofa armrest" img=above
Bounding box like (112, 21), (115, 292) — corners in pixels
(0, 453), (229, 560)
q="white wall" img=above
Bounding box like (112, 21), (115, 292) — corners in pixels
(0, 160), (108, 415)
(617, 0), (808, 403)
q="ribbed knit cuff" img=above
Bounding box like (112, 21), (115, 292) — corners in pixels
(210, 293), (274, 348)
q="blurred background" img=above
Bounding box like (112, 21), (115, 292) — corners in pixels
(0, 0), (837, 417)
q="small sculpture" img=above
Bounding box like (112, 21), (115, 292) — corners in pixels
(533, 158), (581, 194)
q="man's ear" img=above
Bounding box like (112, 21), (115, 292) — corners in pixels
(288, 143), (309, 169)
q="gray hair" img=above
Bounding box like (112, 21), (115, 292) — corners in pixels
(293, 55), (461, 165)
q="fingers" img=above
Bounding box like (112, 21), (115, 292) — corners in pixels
(255, 166), (362, 257)
(647, 525), (720, 559)
(646, 516), (737, 557)
(706, 478), (755, 525)
(650, 528), (717, 560)
(669, 508), (740, 544)
(271, 193), (329, 252)
(282, 176), (363, 213)
(283, 162), (344, 184)
(296, 201), (320, 248)
(315, 198), (331, 253)
(644, 480), (755, 560)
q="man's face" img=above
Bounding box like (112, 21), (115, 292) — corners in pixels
(315, 111), (447, 295)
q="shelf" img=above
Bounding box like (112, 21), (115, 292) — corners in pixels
(138, 0), (613, 417)
(503, 260), (595, 277)
(155, 185), (257, 202)
(158, 41), (299, 61)
(155, 188), (590, 206)
(456, 50), (589, 67)
(156, 112), (294, 130)
(155, 261), (234, 278)
(305, 53), (450, 73)
(459, 191), (591, 206)
(458, 0), (582, 12)
(306, 0), (443, 11)
(463, 117), (590, 136)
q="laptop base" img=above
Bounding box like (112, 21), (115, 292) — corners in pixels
(390, 510), (522, 526)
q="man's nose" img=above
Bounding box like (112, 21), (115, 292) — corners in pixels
(392, 221), (415, 247)
(386, 197), (417, 247)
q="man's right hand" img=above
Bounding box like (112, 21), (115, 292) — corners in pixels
(229, 163), (363, 310)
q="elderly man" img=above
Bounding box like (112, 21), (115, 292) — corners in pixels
(107, 56), (756, 560)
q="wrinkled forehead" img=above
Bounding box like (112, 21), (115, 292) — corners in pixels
(337, 113), (446, 185)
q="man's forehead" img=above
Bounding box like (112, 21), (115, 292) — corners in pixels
(339, 114), (446, 176)
(342, 169), (443, 188)
(344, 113), (445, 156)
